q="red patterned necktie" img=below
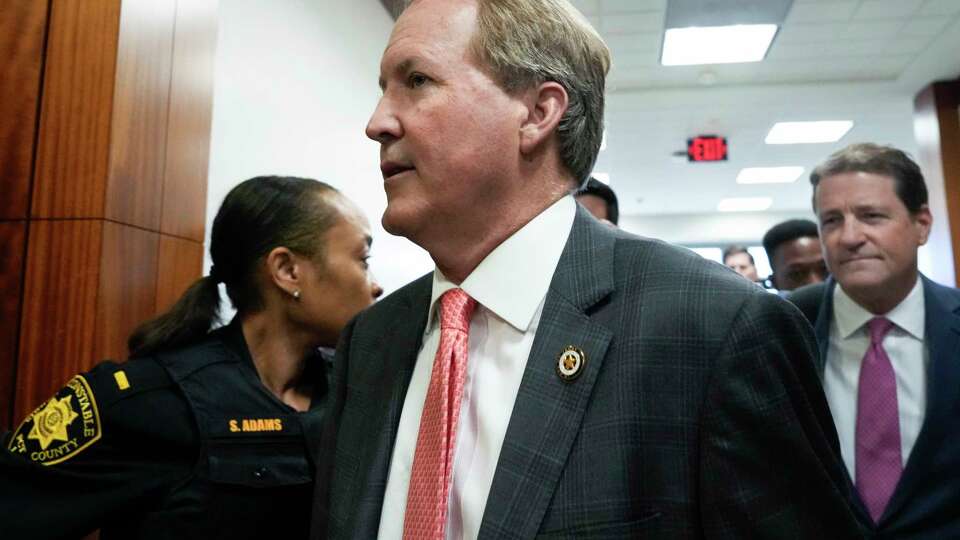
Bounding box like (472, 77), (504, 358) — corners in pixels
(855, 316), (902, 523)
(403, 288), (477, 540)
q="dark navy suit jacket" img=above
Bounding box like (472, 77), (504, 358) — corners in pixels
(789, 276), (960, 539)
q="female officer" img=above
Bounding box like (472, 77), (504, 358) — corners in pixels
(0, 176), (383, 539)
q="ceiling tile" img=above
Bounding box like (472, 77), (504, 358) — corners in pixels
(603, 12), (663, 33)
(612, 49), (660, 68)
(604, 32), (662, 53)
(899, 17), (953, 36)
(787, 2), (858, 23)
(608, 63), (653, 80)
(920, 0), (960, 16)
(777, 22), (847, 43)
(839, 39), (896, 55)
(767, 41), (833, 60)
(884, 36), (933, 53)
(870, 54), (915, 71)
(853, 0), (924, 20)
(845, 20), (905, 39)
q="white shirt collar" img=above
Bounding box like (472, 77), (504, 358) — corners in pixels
(425, 196), (576, 332)
(833, 277), (925, 340)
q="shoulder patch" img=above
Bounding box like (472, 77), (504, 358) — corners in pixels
(7, 375), (102, 465)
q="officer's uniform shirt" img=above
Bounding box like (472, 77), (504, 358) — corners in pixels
(0, 321), (329, 539)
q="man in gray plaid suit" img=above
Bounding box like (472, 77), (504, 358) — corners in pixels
(311, 0), (865, 538)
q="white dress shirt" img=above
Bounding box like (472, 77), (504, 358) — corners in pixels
(377, 196), (576, 540)
(823, 277), (928, 479)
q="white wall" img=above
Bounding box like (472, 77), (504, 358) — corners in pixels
(623, 209), (950, 286)
(207, 0), (433, 298)
(619, 210), (815, 246)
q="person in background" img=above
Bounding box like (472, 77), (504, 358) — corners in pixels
(311, 0), (863, 538)
(788, 143), (960, 538)
(722, 244), (759, 282)
(574, 176), (618, 226)
(0, 176), (382, 539)
(763, 218), (828, 292)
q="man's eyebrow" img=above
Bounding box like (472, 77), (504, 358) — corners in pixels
(379, 58), (420, 90)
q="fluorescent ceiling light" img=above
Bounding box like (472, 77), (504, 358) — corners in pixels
(736, 166), (804, 184)
(717, 197), (773, 212)
(592, 172), (610, 184)
(765, 121), (854, 144)
(661, 24), (778, 66)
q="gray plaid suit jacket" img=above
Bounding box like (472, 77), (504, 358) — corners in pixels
(311, 205), (865, 539)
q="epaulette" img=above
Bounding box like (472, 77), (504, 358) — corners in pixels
(86, 357), (176, 409)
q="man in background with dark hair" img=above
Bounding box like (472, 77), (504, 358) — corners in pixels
(789, 142), (960, 538)
(574, 176), (618, 226)
(763, 218), (828, 292)
(722, 245), (759, 282)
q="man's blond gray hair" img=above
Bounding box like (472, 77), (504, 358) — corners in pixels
(404, 0), (611, 186)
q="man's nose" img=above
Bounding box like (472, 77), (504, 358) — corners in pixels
(366, 96), (401, 143)
(839, 218), (865, 247)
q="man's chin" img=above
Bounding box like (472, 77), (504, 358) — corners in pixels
(836, 270), (887, 296)
(381, 206), (419, 239)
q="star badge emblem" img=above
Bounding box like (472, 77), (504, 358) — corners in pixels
(556, 345), (586, 382)
(28, 395), (79, 450)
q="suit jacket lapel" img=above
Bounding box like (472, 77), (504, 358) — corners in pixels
(479, 208), (615, 539)
(882, 276), (960, 523)
(814, 278), (874, 526)
(336, 275), (432, 534)
(813, 279), (835, 375)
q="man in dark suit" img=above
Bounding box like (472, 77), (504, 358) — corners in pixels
(311, 0), (862, 538)
(789, 143), (960, 538)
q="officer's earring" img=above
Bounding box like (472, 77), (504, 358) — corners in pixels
(291, 289), (301, 300)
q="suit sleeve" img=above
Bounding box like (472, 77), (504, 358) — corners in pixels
(310, 314), (358, 539)
(0, 359), (200, 539)
(698, 291), (866, 539)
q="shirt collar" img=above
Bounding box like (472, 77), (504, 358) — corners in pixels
(833, 277), (925, 340)
(425, 196), (576, 332)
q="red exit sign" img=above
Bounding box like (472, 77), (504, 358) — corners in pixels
(687, 136), (728, 162)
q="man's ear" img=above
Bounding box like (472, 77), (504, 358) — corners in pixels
(913, 204), (933, 246)
(265, 246), (300, 298)
(519, 81), (569, 155)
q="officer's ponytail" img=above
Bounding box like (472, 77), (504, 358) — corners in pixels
(127, 176), (341, 358)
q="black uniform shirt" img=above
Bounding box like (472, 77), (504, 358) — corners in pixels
(0, 321), (329, 540)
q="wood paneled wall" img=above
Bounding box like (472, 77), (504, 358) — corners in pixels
(0, 223), (27, 424)
(915, 81), (960, 285)
(0, 1), (50, 427)
(2, 0), (217, 428)
(0, 1), (48, 221)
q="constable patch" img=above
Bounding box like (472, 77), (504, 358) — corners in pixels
(7, 375), (102, 465)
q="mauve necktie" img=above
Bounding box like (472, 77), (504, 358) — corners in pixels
(855, 316), (902, 523)
(403, 288), (477, 540)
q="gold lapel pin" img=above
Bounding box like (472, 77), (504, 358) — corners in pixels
(556, 345), (586, 382)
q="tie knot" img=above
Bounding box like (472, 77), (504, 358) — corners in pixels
(439, 288), (476, 333)
(867, 317), (894, 345)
